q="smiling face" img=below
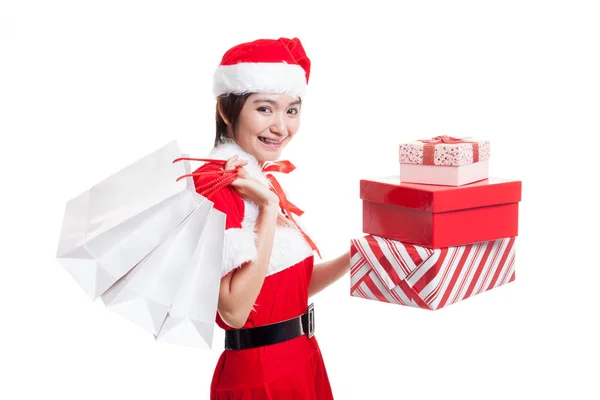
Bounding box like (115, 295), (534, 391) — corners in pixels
(223, 93), (301, 164)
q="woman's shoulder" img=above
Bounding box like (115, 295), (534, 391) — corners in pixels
(191, 162), (258, 278)
(192, 163), (245, 229)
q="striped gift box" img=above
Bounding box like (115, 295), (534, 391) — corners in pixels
(350, 235), (516, 310)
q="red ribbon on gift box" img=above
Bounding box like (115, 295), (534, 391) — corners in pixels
(418, 135), (479, 165)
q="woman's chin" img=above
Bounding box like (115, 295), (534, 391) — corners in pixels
(258, 152), (281, 163)
(255, 143), (285, 161)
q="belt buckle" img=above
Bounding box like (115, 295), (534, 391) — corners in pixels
(307, 303), (315, 338)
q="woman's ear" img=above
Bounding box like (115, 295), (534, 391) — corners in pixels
(217, 99), (230, 126)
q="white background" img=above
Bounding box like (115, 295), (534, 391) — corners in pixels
(1, 1), (599, 399)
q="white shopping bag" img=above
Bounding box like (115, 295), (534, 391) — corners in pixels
(155, 206), (225, 349)
(56, 141), (203, 300)
(100, 199), (216, 337)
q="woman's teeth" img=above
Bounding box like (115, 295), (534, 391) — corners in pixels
(259, 137), (281, 145)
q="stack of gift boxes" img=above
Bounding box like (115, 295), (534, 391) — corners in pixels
(350, 136), (521, 310)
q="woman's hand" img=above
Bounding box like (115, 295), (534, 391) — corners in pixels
(224, 155), (279, 208)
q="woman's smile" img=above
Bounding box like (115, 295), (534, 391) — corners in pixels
(258, 136), (285, 149)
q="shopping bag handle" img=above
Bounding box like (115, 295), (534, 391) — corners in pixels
(173, 158), (239, 199)
(173, 157), (322, 258)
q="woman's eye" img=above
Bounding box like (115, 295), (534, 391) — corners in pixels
(288, 108), (298, 115)
(257, 106), (271, 113)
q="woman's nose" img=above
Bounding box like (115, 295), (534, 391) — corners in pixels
(270, 115), (287, 135)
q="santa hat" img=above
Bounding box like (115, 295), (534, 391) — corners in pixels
(212, 37), (311, 98)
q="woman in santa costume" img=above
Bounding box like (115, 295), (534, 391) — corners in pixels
(192, 37), (350, 399)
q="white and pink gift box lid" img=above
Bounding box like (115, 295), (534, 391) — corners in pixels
(399, 136), (490, 186)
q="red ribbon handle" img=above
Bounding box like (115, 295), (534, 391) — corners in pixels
(173, 157), (322, 259)
(172, 157), (239, 199)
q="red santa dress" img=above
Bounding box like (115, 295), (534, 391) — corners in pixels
(193, 140), (334, 400)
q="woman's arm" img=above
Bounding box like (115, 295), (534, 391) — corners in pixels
(308, 250), (351, 298)
(217, 202), (279, 329)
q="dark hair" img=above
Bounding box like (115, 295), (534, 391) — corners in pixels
(214, 93), (252, 147)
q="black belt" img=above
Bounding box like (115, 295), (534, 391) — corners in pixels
(225, 303), (315, 350)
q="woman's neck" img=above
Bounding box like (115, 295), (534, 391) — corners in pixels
(221, 137), (266, 168)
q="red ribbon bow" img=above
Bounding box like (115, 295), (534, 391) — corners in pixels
(262, 160), (321, 259)
(419, 135), (468, 144)
(417, 135), (479, 165)
(173, 157), (321, 259)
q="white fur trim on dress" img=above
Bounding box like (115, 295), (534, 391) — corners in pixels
(212, 62), (307, 98)
(209, 140), (315, 278)
(221, 223), (314, 278)
(267, 226), (314, 276)
(222, 227), (258, 277)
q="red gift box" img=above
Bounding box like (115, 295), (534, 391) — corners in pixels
(350, 234), (516, 310)
(360, 176), (521, 248)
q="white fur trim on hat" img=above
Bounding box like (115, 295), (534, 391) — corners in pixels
(212, 62), (307, 98)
